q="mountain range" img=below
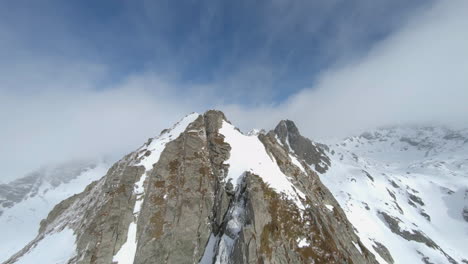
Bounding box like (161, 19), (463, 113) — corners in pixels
(1, 110), (467, 264)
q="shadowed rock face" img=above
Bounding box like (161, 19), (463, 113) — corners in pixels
(273, 120), (330, 173)
(6, 110), (377, 264)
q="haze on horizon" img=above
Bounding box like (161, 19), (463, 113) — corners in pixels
(0, 0), (467, 181)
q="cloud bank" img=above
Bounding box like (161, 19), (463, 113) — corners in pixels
(1, 0), (467, 181)
(224, 0), (468, 139)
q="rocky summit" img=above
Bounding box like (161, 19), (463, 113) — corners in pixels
(4, 110), (377, 264)
(5, 111), (467, 264)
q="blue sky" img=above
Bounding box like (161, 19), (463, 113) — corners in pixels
(1, 0), (429, 103)
(1, 0), (467, 180)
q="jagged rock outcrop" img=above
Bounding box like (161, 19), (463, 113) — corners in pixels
(5, 111), (377, 264)
(273, 120), (330, 173)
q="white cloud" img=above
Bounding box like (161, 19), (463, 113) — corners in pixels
(224, 0), (468, 139)
(0, 74), (204, 181)
(1, 0), (466, 181)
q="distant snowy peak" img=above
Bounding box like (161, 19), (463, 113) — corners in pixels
(340, 125), (468, 156)
(0, 159), (110, 263)
(0, 160), (103, 215)
(319, 125), (468, 264)
(6, 110), (377, 264)
(246, 128), (265, 136)
(6, 111), (467, 264)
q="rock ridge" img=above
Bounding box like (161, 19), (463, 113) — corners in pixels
(5, 110), (377, 264)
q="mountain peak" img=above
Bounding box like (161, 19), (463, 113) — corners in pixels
(6, 112), (377, 264)
(4, 113), (468, 264)
(273, 119), (331, 173)
(275, 119), (300, 138)
(203, 109), (226, 119)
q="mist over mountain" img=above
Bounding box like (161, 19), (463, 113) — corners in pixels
(1, 0), (467, 181)
(2, 111), (467, 264)
(1, 1), (467, 263)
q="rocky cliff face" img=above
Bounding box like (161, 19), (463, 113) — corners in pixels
(5, 111), (377, 264)
(273, 120), (330, 173)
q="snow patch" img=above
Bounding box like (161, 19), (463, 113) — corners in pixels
(297, 238), (309, 248)
(16, 228), (76, 264)
(290, 154), (306, 173)
(352, 241), (363, 254)
(219, 121), (305, 210)
(247, 128), (263, 136)
(112, 223), (138, 264)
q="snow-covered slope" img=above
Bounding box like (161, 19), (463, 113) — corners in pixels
(319, 126), (468, 264)
(5, 111), (378, 264)
(4, 111), (467, 264)
(14, 228), (77, 264)
(0, 160), (110, 263)
(220, 120), (306, 207)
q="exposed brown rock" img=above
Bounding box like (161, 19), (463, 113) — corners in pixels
(273, 120), (330, 173)
(6, 111), (378, 264)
